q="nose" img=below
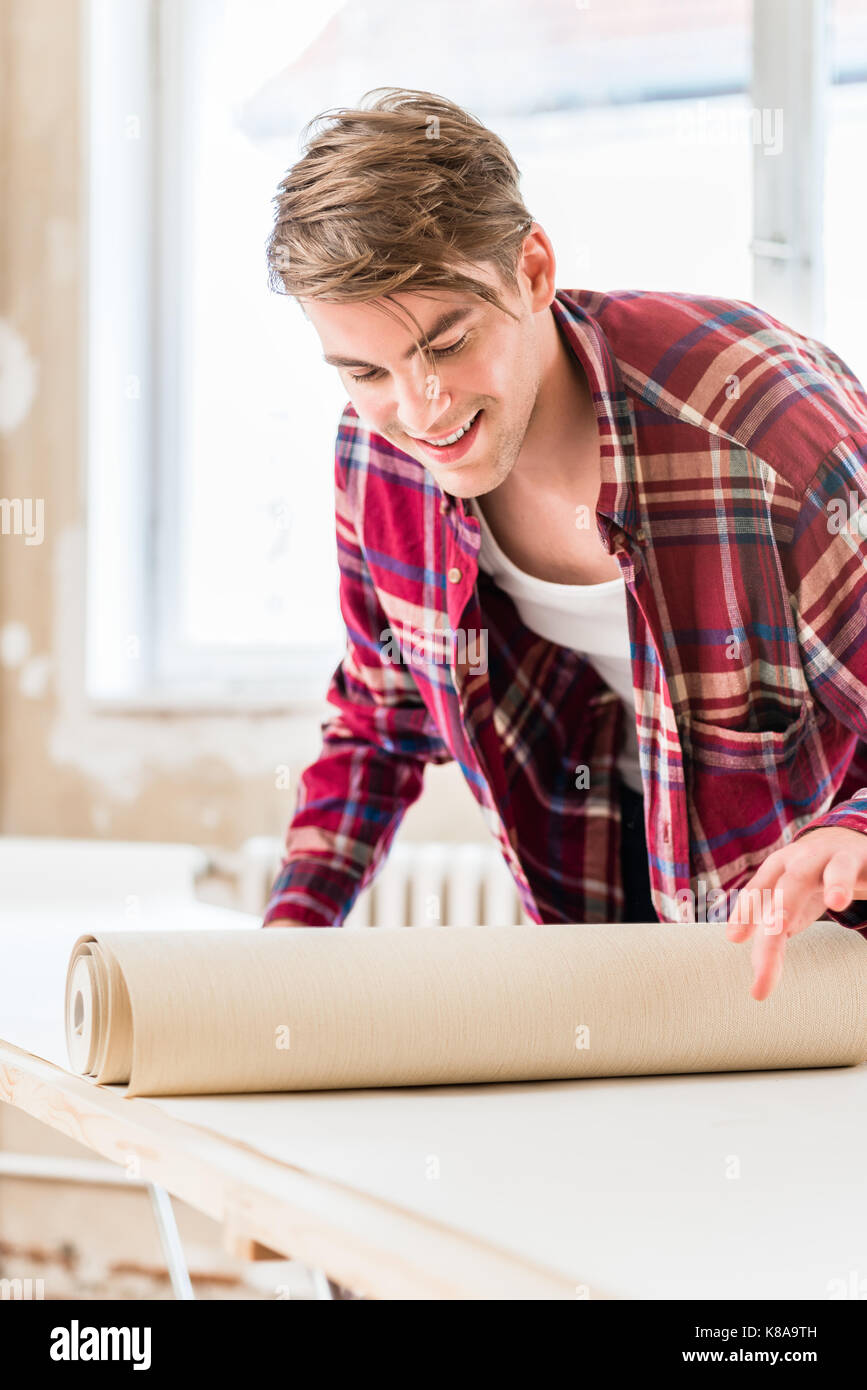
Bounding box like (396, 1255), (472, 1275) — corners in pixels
(393, 363), (453, 437)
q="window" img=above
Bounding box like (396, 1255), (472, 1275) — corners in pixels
(84, 0), (855, 709)
(825, 0), (867, 382)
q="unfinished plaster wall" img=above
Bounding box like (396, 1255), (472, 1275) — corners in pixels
(0, 0), (485, 865)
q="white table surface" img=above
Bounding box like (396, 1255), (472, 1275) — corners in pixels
(3, 889), (865, 1299)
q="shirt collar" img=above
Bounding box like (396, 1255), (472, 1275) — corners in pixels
(550, 290), (641, 544)
(441, 289), (642, 550)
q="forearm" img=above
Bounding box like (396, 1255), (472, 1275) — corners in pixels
(261, 418), (451, 928)
(262, 709), (447, 928)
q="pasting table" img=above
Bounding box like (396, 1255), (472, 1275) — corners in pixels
(2, 894), (866, 1299)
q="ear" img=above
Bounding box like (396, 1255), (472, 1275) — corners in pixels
(516, 223), (557, 313)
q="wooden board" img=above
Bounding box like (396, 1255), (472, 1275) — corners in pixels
(0, 1040), (581, 1299)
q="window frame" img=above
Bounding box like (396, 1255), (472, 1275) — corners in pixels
(750, 0), (827, 336)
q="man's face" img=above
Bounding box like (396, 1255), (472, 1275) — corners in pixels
(303, 262), (545, 498)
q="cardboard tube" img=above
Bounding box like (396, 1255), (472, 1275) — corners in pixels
(65, 937), (133, 1084)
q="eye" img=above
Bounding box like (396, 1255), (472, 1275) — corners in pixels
(348, 367), (385, 384)
(348, 333), (472, 384)
(432, 332), (470, 359)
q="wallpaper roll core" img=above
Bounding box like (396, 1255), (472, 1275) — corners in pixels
(64, 921), (867, 1097)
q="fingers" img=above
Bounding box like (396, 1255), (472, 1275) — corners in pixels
(727, 852), (816, 1002)
(746, 853), (830, 1000)
(725, 854), (786, 943)
(822, 850), (860, 913)
(726, 834), (867, 1001)
(750, 925), (788, 1001)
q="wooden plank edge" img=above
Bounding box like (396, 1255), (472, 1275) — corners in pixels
(0, 1041), (610, 1300)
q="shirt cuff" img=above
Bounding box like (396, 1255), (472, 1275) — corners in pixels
(261, 856), (365, 928)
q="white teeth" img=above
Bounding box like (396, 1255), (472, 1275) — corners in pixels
(425, 410), (479, 447)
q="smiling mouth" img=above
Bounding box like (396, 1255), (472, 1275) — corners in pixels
(408, 408), (481, 447)
(404, 408), (484, 465)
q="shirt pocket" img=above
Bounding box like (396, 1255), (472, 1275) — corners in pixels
(682, 696), (817, 773)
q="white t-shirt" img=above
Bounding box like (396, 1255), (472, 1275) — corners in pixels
(466, 496), (644, 795)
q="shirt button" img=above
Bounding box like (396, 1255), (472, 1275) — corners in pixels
(635, 527), (646, 542)
(439, 497), (449, 514)
(447, 566), (462, 583)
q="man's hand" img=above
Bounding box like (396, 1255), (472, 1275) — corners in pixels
(724, 828), (867, 1001)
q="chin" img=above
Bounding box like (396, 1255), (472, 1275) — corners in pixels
(437, 462), (498, 496)
(458, 470), (504, 497)
(442, 479), (481, 499)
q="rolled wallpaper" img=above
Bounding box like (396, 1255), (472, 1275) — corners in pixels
(64, 920), (867, 1097)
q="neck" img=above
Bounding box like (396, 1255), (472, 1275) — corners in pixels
(514, 305), (598, 491)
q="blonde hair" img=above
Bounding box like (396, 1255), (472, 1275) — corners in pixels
(266, 87), (534, 359)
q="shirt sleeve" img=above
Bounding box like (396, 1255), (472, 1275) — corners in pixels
(262, 432), (452, 927)
(784, 431), (867, 932)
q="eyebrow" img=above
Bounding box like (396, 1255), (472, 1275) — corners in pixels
(322, 306), (476, 369)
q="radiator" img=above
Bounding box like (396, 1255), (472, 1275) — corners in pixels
(239, 837), (530, 928)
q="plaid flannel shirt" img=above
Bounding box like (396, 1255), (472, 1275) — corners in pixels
(263, 288), (867, 935)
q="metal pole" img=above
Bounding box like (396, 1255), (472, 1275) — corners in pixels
(148, 1183), (195, 1300)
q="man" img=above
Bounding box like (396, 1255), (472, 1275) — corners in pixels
(261, 87), (867, 1001)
